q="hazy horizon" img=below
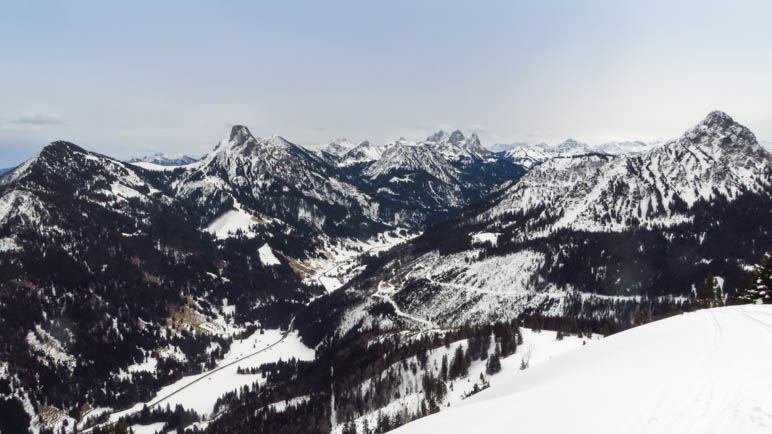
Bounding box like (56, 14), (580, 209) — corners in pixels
(2, 0), (772, 167)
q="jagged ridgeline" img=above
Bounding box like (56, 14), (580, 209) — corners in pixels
(0, 125), (524, 432)
(0, 112), (769, 433)
(294, 111), (772, 347)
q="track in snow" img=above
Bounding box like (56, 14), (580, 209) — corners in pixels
(393, 305), (772, 434)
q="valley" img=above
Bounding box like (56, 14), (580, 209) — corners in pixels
(0, 111), (769, 434)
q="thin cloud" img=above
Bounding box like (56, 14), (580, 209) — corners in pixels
(10, 113), (63, 125)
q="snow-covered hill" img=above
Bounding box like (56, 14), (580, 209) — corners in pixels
(393, 305), (772, 434)
(329, 326), (595, 434)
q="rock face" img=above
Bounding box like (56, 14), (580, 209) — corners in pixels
(296, 111), (772, 344)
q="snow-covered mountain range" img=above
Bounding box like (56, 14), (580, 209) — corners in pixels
(501, 138), (654, 168)
(128, 152), (201, 167)
(0, 122), (529, 432)
(296, 111), (772, 344)
(0, 111), (770, 434)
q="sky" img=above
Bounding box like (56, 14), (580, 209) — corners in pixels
(1, 0), (771, 167)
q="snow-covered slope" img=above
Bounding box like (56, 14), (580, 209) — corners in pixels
(502, 138), (655, 167)
(393, 305), (772, 434)
(0, 141), (168, 231)
(359, 131), (525, 220)
(365, 137), (460, 183)
(174, 125), (384, 236)
(330, 327), (596, 434)
(337, 140), (384, 167)
(488, 111), (771, 236)
(323, 138), (355, 157)
(0, 140), (325, 432)
(303, 111), (772, 342)
(128, 152), (200, 166)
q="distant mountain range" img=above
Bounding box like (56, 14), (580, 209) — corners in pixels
(497, 139), (656, 168)
(127, 152), (201, 167)
(0, 111), (769, 434)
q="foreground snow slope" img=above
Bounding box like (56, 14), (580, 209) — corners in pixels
(394, 305), (772, 434)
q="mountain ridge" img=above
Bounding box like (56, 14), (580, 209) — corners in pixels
(293, 111), (772, 346)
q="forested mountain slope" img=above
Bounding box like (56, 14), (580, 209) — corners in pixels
(295, 111), (772, 345)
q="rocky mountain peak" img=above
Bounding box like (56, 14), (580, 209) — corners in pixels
(426, 130), (448, 143)
(702, 110), (735, 128)
(678, 110), (762, 155)
(427, 129), (467, 145)
(229, 125), (254, 144)
(465, 133), (482, 150)
(448, 130), (466, 144)
(323, 138), (354, 157)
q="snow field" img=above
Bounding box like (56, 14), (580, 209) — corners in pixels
(332, 327), (593, 433)
(104, 329), (314, 423)
(393, 305), (772, 434)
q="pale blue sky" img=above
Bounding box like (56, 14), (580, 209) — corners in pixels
(1, 0), (771, 166)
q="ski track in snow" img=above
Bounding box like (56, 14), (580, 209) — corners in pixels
(392, 305), (772, 434)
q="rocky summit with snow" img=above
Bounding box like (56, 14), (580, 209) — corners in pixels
(0, 111), (770, 434)
(293, 111), (771, 346)
(501, 138), (655, 168)
(128, 152), (201, 167)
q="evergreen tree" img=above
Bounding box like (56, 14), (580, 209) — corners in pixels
(449, 345), (468, 379)
(732, 254), (772, 304)
(485, 353), (501, 375)
(440, 354), (448, 382)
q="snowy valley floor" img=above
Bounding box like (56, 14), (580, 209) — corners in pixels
(393, 305), (772, 434)
(79, 328), (314, 433)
